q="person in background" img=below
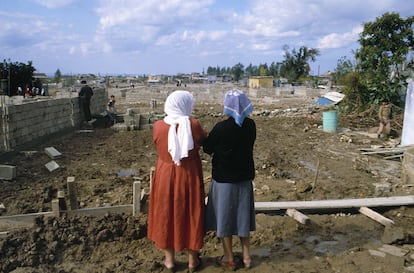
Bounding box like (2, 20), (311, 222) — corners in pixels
(17, 86), (22, 96)
(78, 80), (94, 122)
(203, 89), (256, 270)
(24, 87), (31, 98)
(148, 90), (207, 273)
(377, 98), (392, 139)
(106, 95), (116, 125)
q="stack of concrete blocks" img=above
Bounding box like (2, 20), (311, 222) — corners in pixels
(139, 113), (153, 130)
(117, 108), (140, 131)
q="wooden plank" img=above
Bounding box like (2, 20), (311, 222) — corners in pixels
(384, 154), (404, 160)
(254, 195), (414, 211)
(0, 205), (133, 231)
(362, 150), (405, 155)
(0, 211), (52, 223)
(67, 176), (79, 210)
(51, 199), (60, 217)
(359, 206), (394, 226)
(286, 208), (310, 224)
(65, 205), (132, 217)
(133, 181), (141, 216)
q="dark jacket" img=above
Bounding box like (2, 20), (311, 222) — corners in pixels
(79, 85), (94, 101)
(203, 116), (256, 183)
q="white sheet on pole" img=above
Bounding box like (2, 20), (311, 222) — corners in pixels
(401, 79), (414, 146)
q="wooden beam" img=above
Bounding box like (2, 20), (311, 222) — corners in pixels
(65, 205), (132, 217)
(0, 212), (52, 224)
(359, 206), (394, 226)
(51, 199), (60, 217)
(384, 154), (404, 160)
(286, 208), (310, 224)
(255, 195), (414, 211)
(67, 176), (79, 210)
(133, 181), (141, 216)
(361, 148), (406, 155)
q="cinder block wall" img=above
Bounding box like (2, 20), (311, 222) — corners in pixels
(0, 88), (107, 152)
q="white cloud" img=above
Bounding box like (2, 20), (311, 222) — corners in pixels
(96, 0), (213, 29)
(80, 43), (89, 55)
(34, 0), (74, 9)
(317, 26), (362, 49)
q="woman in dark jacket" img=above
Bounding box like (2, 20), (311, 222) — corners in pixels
(203, 89), (256, 270)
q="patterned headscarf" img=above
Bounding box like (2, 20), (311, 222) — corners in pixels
(223, 89), (253, 126)
(163, 90), (194, 165)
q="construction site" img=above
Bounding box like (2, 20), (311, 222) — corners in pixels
(0, 82), (414, 273)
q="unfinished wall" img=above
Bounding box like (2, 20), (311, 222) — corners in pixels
(123, 84), (322, 106)
(0, 88), (107, 152)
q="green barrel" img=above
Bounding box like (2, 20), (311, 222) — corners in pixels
(322, 110), (338, 132)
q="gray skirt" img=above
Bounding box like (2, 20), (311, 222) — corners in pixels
(205, 179), (256, 237)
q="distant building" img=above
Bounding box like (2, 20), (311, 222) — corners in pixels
(207, 75), (217, 83)
(248, 76), (274, 88)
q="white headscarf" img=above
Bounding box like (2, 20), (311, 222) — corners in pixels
(163, 90), (194, 165)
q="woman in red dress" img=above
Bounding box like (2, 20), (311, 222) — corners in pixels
(148, 90), (207, 272)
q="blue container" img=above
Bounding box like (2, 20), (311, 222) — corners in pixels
(323, 111), (338, 132)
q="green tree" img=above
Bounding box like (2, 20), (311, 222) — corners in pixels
(0, 59), (35, 96)
(340, 72), (369, 113)
(356, 12), (414, 106)
(54, 68), (62, 83)
(333, 56), (354, 86)
(245, 63), (258, 77)
(280, 45), (320, 82)
(258, 63), (268, 76)
(269, 62), (282, 77)
(231, 63), (244, 82)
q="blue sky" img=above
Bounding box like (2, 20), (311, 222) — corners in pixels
(1, 0), (413, 76)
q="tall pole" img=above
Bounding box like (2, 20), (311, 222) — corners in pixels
(8, 65), (11, 96)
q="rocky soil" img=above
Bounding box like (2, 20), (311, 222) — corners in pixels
(0, 85), (414, 273)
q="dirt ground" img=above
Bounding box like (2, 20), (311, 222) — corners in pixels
(1, 84), (414, 273)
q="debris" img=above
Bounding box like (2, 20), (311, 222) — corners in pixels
(286, 208), (310, 224)
(378, 244), (409, 257)
(368, 249), (386, 258)
(45, 161), (60, 172)
(359, 206), (394, 226)
(44, 147), (62, 159)
(0, 164), (17, 180)
(381, 226), (405, 244)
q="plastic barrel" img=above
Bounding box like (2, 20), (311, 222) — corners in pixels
(322, 111), (338, 132)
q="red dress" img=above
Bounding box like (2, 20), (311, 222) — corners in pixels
(148, 118), (207, 251)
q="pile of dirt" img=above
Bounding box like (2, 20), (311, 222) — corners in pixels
(1, 90), (414, 273)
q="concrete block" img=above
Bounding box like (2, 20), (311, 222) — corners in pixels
(0, 164), (17, 180)
(378, 244), (409, 257)
(45, 161), (60, 172)
(368, 249), (386, 258)
(45, 147), (62, 159)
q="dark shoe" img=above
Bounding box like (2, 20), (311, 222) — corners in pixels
(215, 255), (236, 271)
(188, 256), (201, 273)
